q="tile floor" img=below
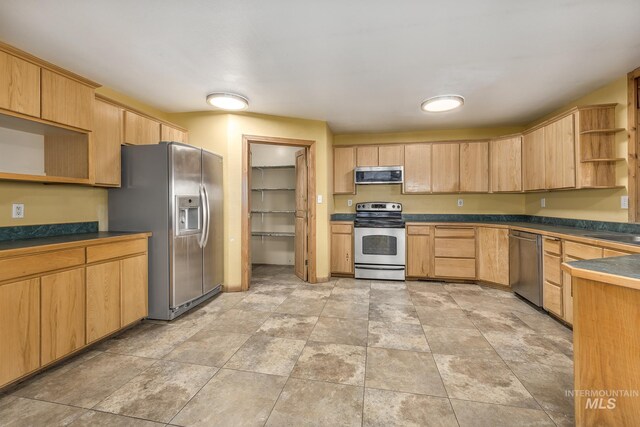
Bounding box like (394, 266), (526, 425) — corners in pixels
(0, 265), (575, 426)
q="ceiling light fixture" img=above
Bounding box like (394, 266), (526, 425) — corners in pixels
(206, 92), (249, 111)
(421, 95), (465, 113)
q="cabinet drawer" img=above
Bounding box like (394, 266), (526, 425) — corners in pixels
(434, 238), (475, 258)
(543, 281), (563, 317)
(564, 241), (603, 260)
(86, 239), (147, 264)
(407, 225), (430, 235)
(543, 253), (562, 285)
(543, 238), (561, 255)
(0, 248), (85, 282)
(434, 227), (475, 238)
(331, 223), (353, 234)
(434, 258), (476, 279)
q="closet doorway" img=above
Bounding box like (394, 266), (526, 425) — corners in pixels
(241, 135), (317, 290)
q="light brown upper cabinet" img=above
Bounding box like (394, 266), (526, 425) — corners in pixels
(333, 146), (356, 194)
(378, 145), (404, 166)
(403, 143), (431, 193)
(545, 114), (576, 189)
(41, 69), (94, 130)
(93, 98), (122, 187)
(522, 127), (545, 191)
(356, 145), (404, 167)
(123, 110), (160, 145)
(0, 50), (40, 117)
(161, 123), (188, 144)
(460, 141), (489, 192)
(356, 146), (378, 166)
(490, 136), (522, 192)
(432, 143), (460, 193)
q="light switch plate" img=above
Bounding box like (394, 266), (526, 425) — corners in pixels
(12, 203), (24, 219)
(317, 194), (323, 204)
(457, 199), (464, 207)
(621, 195), (629, 209)
(540, 198), (546, 208)
(347, 199), (353, 207)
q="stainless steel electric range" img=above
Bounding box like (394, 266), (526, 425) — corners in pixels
(354, 202), (405, 280)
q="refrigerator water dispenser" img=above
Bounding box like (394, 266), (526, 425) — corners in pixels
(176, 195), (201, 235)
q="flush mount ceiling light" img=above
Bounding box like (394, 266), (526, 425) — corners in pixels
(206, 92), (249, 111)
(421, 95), (465, 113)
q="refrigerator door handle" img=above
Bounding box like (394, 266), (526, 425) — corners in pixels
(202, 184), (211, 248)
(198, 184), (208, 248)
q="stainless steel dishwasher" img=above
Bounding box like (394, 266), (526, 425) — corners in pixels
(509, 230), (543, 307)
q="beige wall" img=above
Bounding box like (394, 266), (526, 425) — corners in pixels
(169, 111), (333, 289)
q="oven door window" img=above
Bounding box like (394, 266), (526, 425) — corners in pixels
(362, 235), (398, 256)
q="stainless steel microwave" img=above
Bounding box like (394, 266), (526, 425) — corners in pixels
(354, 166), (403, 185)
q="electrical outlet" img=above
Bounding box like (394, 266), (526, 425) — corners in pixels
(457, 199), (464, 207)
(347, 199), (353, 207)
(621, 195), (629, 209)
(12, 203), (24, 219)
(540, 198), (546, 208)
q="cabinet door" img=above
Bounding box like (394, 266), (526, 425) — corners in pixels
(41, 268), (85, 365)
(331, 231), (353, 275)
(522, 128), (545, 191)
(403, 144), (431, 193)
(545, 114), (576, 189)
(161, 124), (187, 143)
(406, 225), (431, 278)
(356, 146), (379, 166)
(490, 136), (522, 192)
(333, 146), (356, 194)
(378, 145), (404, 166)
(41, 69), (93, 130)
(93, 99), (122, 186)
(123, 110), (160, 145)
(121, 255), (148, 326)
(460, 142), (489, 192)
(86, 261), (121, 343)
(476, 227), (509, 286)
(0, 50), (40, 117)
(432, 143), (459, 193)
(0, 278), (40, 387)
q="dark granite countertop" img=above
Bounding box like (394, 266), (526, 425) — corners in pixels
(566, 255), (640, 281)
(330, 214), (640, 247)
(0, 231), (151, 253)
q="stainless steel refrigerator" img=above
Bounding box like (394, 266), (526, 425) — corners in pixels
(109, 142), (223, 320)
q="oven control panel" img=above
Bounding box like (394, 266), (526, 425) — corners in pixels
(356, 202), (402, 212)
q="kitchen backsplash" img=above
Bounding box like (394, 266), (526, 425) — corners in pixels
(0, 221), (99, 242)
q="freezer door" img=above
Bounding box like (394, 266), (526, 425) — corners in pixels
(202, 150), (224, 292)
(169, 143), (204, 308)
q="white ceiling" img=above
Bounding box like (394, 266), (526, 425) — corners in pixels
(1, 1), (639, 133)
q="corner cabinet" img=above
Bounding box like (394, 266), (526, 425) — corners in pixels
(330, 222), (354, 275)
(0, 234), (150, 389)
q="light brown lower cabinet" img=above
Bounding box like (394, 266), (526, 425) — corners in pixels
(406, 225), (431, 278)
(562, 241), (603, 325)
(121, 254), (148, 326)
(476, 227), (509, 286)
(433, 227), (476, 279)
(0, 235), (149, 389)
(542, 237), (563, 318)
(86, 261), (121, 343)
(331, 222), (354, 275)
(0, 278), (40, 387)
(40, 268), (86, 365)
